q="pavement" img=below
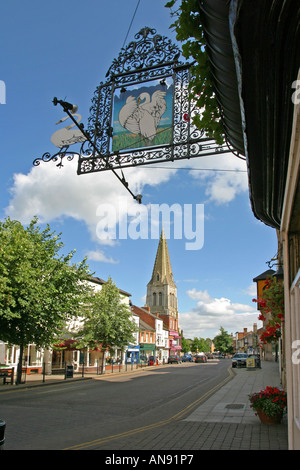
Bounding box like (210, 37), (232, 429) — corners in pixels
(0, 360), (289, 451)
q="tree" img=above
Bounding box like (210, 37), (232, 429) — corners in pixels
(0, 217), (92, 384)
(181, 336), (191, 354)
(165, 0), (224, 144)
(191, 337), (211, 353)
(76, 277), (137, 353)
(213, 327), (234, 354)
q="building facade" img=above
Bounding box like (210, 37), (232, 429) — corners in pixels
(145, 228), (181, 355)
(131, 305), (169, 363)
(196, 1), (300, 449)
(0, 276), (132, 375)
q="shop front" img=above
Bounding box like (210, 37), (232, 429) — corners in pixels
(169, 331), (182, 355)
(125, 345), (140, 364)
(52, 339), (106, 373)
(1, 343), (44, 375)
(139, 343), (155, 363)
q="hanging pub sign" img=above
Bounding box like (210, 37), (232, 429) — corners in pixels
(75, 27), (231, 174)
(111, 79), (173, 152)
(33, 27), (234, 199)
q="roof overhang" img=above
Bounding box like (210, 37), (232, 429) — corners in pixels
(199, 0), (300, 229)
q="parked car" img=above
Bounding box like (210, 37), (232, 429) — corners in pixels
(213, 353), (225, 359)
(194, 354), (207, 363)
(0, 419), (5, 448)
(231, 353), (248, 368)
(168, 355), (182, 364)
(181, 354), (194, 362)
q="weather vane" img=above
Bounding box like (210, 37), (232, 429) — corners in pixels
(33, 27), (233, 202)
(50, 101), (86, 148)
(33, 97), (142, 203)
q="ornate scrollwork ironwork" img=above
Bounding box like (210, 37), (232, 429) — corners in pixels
(33, 146), (80, 168)
(34, 28), (237, 182)
(106, 27), (180, 79)
(77, 27), (233, 175)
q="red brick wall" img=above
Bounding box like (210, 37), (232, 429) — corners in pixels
(131, 305), (156, 329)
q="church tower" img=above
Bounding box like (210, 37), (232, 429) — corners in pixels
(145, 228), (178, 319)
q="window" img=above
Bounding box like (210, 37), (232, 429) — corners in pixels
(153, 292), (156, 306)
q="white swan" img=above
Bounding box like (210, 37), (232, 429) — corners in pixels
(118, 90), (167, 142)
(118, 95), (142, 135)
(51, 105), (86, 148)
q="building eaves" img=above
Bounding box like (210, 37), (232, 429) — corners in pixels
(253, 269), (275, 282)
(199, 0), (300, 229)
(139, 318), (155, 332)
(88, 275), (132, 297)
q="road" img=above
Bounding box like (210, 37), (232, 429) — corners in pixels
(0, 360), (231, 450)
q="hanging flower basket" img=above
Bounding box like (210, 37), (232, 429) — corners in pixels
(260, 327), (281, 344)
(252, 276), (284, 344)
(249, 386), (287, 424)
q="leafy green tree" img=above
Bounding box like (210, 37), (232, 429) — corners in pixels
(0, 217), (92, 384)
(165, 0), (224, 144)
(181, 336), (191, 354)
(213, 327), (234, 354)
(190, 336), (211, 353)
(76, 277), (137, 353)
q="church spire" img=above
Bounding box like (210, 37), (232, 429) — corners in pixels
(146, 228), (178, 316)
(149, 227), (176, 287)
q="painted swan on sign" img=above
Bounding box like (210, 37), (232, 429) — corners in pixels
(119, 90), (166, 142)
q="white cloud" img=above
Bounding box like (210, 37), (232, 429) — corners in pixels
(85, 250), (119, 264)
(187, 288), (211, 303)
(186, 152), (248, 204)
(243, 283), (257, 297)
(4, 150), (248, 244)
(180, 288), (261, 339)
(5, 158), (176, 243)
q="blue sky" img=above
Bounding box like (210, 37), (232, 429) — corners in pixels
(0, 0), (277, 340)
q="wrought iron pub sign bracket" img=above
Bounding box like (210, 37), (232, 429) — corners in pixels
(33, 27), (233, 199)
